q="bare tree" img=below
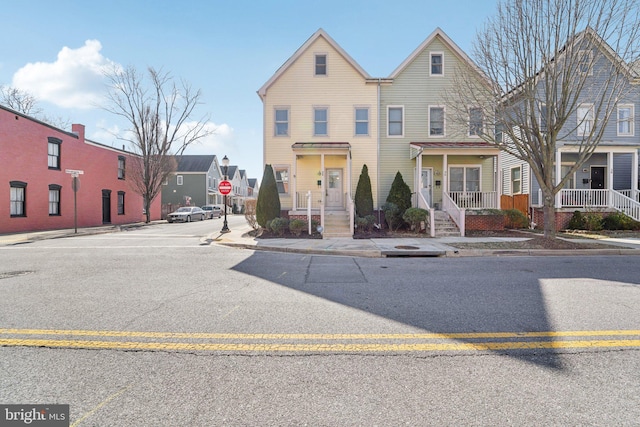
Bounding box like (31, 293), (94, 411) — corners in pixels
(103, 66), (215, 223)
(0, 85), (72, 129)
(446, 0), (640, 238)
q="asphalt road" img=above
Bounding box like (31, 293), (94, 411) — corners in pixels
(0, 219), (638, 426)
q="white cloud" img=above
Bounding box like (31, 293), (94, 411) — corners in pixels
(182, 122), (235, 155)
(12, 40), (117, 109)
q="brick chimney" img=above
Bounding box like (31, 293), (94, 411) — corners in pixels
(71, 124), (85, 142)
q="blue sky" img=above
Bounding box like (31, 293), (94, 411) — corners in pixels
(0, 0), (498, 181)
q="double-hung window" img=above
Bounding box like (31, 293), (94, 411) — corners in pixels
(177, 175), (183, 186)
(315, 54), (327, 76)
(617, 104), (634, 136)
(429, 106), (445, 136)
(117, 191), (125, 215)
(450, 167), (480, 192)
(10, 181), (27, 217)
(274, 165), (289, 194)
(314, 107), (328, 136)
(511, 167), (522, 194)
(48, 137), (62, 169)
(388, 106), (403, 136)
(275, 108), (289, 136)
(468, 107), (483, 137)
(49, 184), (61, 215)
(118, 156), (126, 179)
(577, 104), (594, 136)
(355, 107), (369, 136)
(430, 52), (443, 76)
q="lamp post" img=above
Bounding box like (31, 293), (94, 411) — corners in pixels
(220, 155), (230, 233)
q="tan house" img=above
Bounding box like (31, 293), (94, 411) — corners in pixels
(258, 29), (384, 237)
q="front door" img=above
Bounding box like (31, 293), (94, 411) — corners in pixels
(326, 169), (343, 209)
(591, 166), (605, 189)
(102, 189), (111, 224)
(421, 168), (433, 207)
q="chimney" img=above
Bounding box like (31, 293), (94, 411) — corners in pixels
(71, 124), (85, 142)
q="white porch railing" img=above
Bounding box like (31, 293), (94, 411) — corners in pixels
(560, 189), (609, 207)
(296, 191), (323, 210)
(610, 190), (640, 222)
(417, 189), (435, 237)
(619, 189), (640, 202)
(448, 191), (498, 209)
(347, 193), (354, 236)
(443, 192), (465, 237)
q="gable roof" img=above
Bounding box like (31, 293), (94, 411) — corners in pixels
(175, 155), (215, 172)
(248, 178), (258, 188)
(388, 27), (486, 80)
(226, 165), (238, 179)
(257, 28), (372, 99)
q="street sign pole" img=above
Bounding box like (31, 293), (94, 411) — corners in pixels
(218, 179), (232, 233)
(66, 170), (84, 234)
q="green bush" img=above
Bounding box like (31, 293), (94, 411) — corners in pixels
(256, 164), (281, 228)
(354, 164), (374, 217)
(289, 219), (307, 236)
(267, 217), (289, 236)
(386, 172), (412, 215)
(381, 202), (403, 231)
(602, 211), (640, 230)
(567, 211), (584, 230)
(503, 209), (529, 229)
(583, 213), (603, 231)
(355, 215), (376, 232)
(402, 207), (429, 232)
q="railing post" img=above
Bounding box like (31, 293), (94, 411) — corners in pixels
(307, 190), (312, 235)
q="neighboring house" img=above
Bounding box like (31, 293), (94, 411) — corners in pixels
(258, 28), (381, 237)
(500, 29), (640, 229)
(381, 28), (500, 236)
(1, 104), (161, 234)
(162, 155), (222, 211)
(247, 178), (259, 198)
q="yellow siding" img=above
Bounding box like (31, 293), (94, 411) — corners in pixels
(262, 36), (379, 210)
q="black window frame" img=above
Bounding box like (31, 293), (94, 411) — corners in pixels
(48, 184), (62, 216)
(117, 191), (125, 215)
(48, 137), (62, 170)
(118, 156), (126, 180)
(10, 181), (27, 217)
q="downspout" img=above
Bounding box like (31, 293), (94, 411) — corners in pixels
(377, 78), (381, 225)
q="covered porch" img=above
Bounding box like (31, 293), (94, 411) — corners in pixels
(289, 142), (354, 237)
(411, 142), (501, 236)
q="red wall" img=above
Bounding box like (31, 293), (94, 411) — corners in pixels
(1, 108), (161, 234)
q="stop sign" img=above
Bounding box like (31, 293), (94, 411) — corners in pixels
(218, 180), (232, 195)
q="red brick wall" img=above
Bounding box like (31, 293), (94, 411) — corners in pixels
(531, 208), (611, 231)
(465, 214), (506, 231)
(1, 108), (161, 234)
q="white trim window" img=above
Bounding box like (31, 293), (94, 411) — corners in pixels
(577, 104), (594, 136)
(430, 52), (443, 76)
(510, 166), (522, 194)
(450, 166), (481, 192)
(273, 165), (289, 194)
(388, 106), (404, 137)
(617, 104), (634, 136)
(429, 106), (445, 137)
(539, 103), (548, 132)
(177, 175), (183, 186)
(274, 108), (289, 136)
(315, 54), (327, 76)
(468, 107), (483, 137)
(355, 107), (369, 136)
(313, 107), (328, 136)
(578, 50), (593, 75)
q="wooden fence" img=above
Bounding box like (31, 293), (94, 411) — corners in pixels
(501, 194), (529, 215)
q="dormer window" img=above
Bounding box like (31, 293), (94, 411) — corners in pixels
(315, 54), (327, 76)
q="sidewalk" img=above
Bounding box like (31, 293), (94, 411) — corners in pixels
(209, 223), (640, 258)
(2, 221), (639, 257)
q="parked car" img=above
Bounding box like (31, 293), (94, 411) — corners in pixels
(201, 205), (222, 219)
(167, 206), (206, 223)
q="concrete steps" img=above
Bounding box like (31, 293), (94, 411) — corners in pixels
(433, 211), (461, 237)
(323, 211), (352, 238)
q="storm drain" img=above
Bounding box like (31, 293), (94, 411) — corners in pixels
(394, 245), (419, 250)
(0, 271), (35, 280)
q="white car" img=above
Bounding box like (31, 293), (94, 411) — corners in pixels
(201, 205), (222, 219)
(167, 206), (206, 223)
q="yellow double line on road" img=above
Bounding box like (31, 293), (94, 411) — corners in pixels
(1, 328), (639, 353)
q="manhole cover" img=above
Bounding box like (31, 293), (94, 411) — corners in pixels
(0, 271), (35, 280)
(394, 245), (419, 250)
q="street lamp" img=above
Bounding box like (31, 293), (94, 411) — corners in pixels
(220, 155), (230, 233)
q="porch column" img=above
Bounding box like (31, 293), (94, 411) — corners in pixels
(292, 152), (298, 211)
(555, 149), (562, 208)
(495, 154), (501, 209)
(416, 152), (423, 207)
(443, 154), (448, 195)
(633, 149), (639, 193)
(347, 151), (352, 201)
(607, 150), (614, 191)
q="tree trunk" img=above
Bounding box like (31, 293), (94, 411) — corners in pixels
(144, 197), (151, 224)
(542, 193), (556, 239)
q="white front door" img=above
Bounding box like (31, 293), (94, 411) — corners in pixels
(421, 168), (433, 207)
(326, 169), (343, 209)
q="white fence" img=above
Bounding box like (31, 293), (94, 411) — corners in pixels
(448, 191), (498, 209)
